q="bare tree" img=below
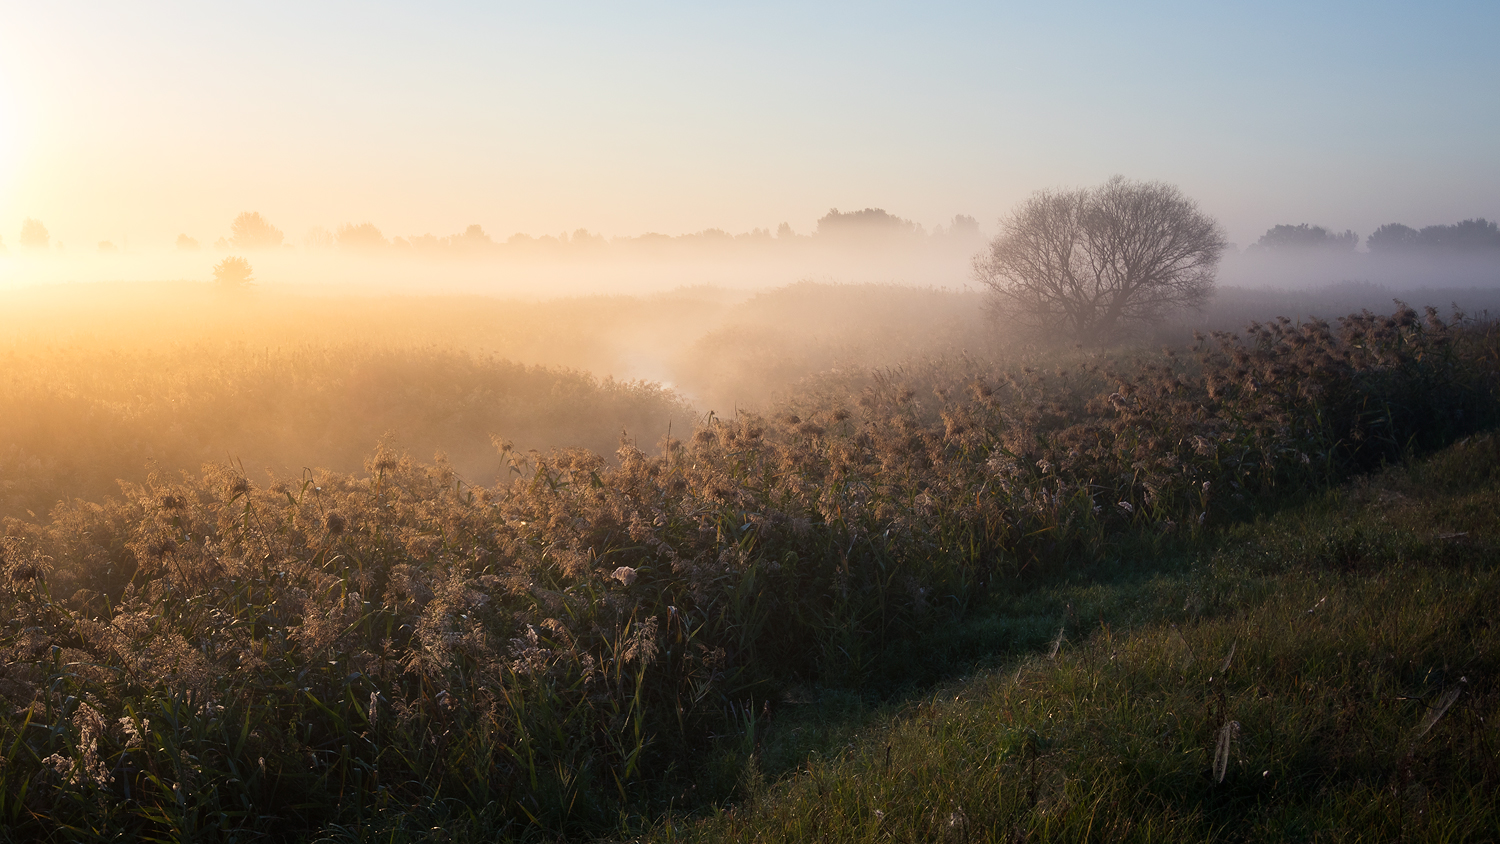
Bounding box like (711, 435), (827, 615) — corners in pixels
(973, 176), (1225, 346)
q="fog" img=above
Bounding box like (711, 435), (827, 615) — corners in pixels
(1221, 248), (1500, 292)
(0, 209), (987, 297)
(5, 204), (1500, 520)
(0, 273), (996, 518)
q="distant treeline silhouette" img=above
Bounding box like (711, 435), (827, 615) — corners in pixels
(168, 208), (986, 257)
(1248, 218), (1500, 254)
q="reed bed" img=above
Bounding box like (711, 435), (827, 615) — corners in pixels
(0, 303), (1496, 840)
(0, 343), (693, 520)
(650, 433), (1500, 842)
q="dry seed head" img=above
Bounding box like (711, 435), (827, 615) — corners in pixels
(1214, 720), (1240, 784)
(8, 560), (40, 584)
(1414, 686), (1462, 740)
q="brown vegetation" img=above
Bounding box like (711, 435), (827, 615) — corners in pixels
(0, 296), (1495, 838)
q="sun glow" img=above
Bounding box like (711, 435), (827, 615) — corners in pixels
(0, 121), (12, 191)
(0, 80), (21, 220)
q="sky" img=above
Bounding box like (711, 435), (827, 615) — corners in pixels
(1, 0), (1497, 253)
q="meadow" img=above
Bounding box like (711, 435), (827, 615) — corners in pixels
(0, 280), (1497, 840)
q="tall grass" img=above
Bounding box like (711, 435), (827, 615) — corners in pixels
(650, 433), (1500, 842)
(0, 303), (1496, 839)
(0, 344), (693, 520)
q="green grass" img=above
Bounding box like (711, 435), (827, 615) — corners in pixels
(645, 434), (1500, 843)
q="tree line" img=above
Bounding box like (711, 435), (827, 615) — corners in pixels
(1247, 219), (1500, 253)
(3, 209), (984, 258)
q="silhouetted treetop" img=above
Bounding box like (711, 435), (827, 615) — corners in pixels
(213, 255), (254, 287)
(229, 212), (285, 250)
(20, 218), (49, 249)
(454, 224), (494, 249)
(1366, 223), (1420, 252)
(336, 222), (387, 250)
(1433, 218), (1500, 249)
(939, 214), (981, 238)
(1369, 218), (1500, 253)
(815, 207), (921, 239)
(1251, 223), (1357, 252)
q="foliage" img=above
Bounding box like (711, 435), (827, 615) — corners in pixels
(1368, 218), (1500, 253)
(0, 304), (1496, 839)
(1250, 223), (1358, 252)
(336, 223), (387, 250)
(20, 218), (50, 250)
(814, 208), (922, 241)
(228, 212), (284, 250)
(973, 176), (1226, 346)
(211, 256), (253, 287)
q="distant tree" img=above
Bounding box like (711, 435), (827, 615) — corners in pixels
(229, 212), (285, 249)
(98, 241), (117, 253)
(176, 233), (200, 251)
(450, 224), (495, 252)
(776, 222), (797, 239)
(462, 224), (492, 243)
(1367, 223), (1420, 253)
(569, 228), (605, 246)
(944, 214), (981, 238)
(213, 256), (254, 287)
(336, 222), (386, 250)
(1250, 223), (1357, 252)
(1419, 218), (1500, 250)
(20, 218), (49, 249)
(678, 228), (733, 244)
(1368, 219), (1500, 254)
(816, 207), (921, 239)
(973, 176), (1225, 346)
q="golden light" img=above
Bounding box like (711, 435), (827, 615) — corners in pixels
(0, 78), (19, 212)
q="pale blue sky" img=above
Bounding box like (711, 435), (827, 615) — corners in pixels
(1, 0), (1496, 249)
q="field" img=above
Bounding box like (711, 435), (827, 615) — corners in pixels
(648, 434), (1500, 842)
(0, 280), (1498, 841)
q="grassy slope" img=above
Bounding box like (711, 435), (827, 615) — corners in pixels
(651, 435), (1500, 843)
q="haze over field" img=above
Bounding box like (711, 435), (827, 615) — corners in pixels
(2, 1), (1498, 296)
(6, 6), (1500, 840)
(2, 0), (1499, 499)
